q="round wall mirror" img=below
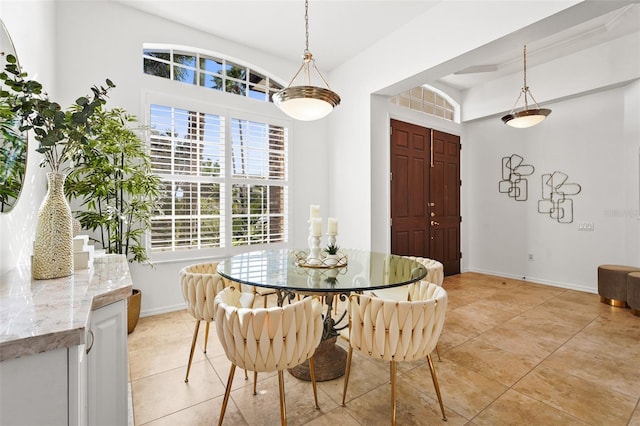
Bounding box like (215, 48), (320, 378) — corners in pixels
(1, 18), (28, 213)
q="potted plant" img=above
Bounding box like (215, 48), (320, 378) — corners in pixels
(1, 53), (114, 278)
(65, 107), (160, 333)
(324, 243), (340, 266)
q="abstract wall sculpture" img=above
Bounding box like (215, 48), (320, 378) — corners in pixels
(537, 171), (582, 223)
(499, 154), (535, 201)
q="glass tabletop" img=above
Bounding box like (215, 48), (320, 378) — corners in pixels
(216, 249), (427, 292)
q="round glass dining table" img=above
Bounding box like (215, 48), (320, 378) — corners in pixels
(216, 248), (427, 381)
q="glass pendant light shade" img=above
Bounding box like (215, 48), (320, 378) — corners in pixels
(502, 108), (551, 128)
(275, 0), (340, 121)
(501, 45), (551, 128)
(273, 86), (340, 121)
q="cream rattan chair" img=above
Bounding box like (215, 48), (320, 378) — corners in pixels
(342, 282), (448, 425)
(180, 262), (241, 383)
(369, 256), (444, 301)
(214, 287), (324, 426)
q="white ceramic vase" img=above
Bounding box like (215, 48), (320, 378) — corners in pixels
(32, 172), (74, 279)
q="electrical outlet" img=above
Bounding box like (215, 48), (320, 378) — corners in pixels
(578, 222), (594, 231)
(528, 253), (534, 261)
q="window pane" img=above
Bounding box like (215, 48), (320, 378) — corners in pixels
(174, 65), (196, 84)
(151, 106), (224, 177)
(231, 119), (286, 180)
(225, 61), (247, 80)
(225, 80), (246, 96)
(200, 56), (224, 74)
(200, 73), (223, 90)
(174, 52), (196, 68)
(144, 58), (170, 78)
(248, 84), (267, 101)
(249, 70), (266, 86)
(144, 50), (170, 61)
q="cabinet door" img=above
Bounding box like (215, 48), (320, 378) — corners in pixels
(0, 348), (69, 425)
(88, 299), (128, 425)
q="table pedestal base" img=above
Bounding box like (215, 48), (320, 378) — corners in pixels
(289, 336), (347, 381)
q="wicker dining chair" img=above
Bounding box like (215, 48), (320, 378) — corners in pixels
(342, 281), (448, 425)
(214, 287), (324, 425)
(179, 262), (241, 382)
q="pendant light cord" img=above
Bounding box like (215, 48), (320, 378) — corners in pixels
(304, 0), (310, 55)
(522, 45), (530, 108)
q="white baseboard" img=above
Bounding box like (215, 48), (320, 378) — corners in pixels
(463, 267), (597, 295)
(140, 302), (187, 318)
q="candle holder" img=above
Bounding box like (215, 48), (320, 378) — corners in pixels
(307, 220), (322, 265)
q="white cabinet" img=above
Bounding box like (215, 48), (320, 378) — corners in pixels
(0, 348), (70, 425)
(0, 300), (128, 426)
(87, 299), (128, 425)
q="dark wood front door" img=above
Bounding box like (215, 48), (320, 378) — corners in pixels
(390, 120), (461, 275)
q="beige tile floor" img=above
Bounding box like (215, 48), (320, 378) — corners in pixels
(128, 272), (640, 425)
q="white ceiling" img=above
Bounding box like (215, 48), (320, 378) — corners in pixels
(114, 0), (640, 92)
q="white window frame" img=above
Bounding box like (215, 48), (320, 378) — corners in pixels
(143, 90), (291, 263)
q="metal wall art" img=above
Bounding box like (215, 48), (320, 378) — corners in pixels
(537, 171), (582, 223)
(499, 154), (535, 201)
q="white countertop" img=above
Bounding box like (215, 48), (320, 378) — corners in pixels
(0, 254), (132, 362)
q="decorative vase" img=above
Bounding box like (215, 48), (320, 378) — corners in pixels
(32, 172), (74, 279)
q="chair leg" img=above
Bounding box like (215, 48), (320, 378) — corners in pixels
(253, 371), (258, 395)
(427, 354), (447, 421)
(341, 346), (353, 406)
(390, 360), (397, 426)
(277, 370), (287, 426)
(218, 364), (236, 426)
(308, 356), (319, 409)
(204, 321), (210, 354)
(185, 320), (200, 383)
(435, 344), (441, 361)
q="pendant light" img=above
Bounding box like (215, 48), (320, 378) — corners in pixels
(501, 45), (551, 128)
(273, 0), (340, 121)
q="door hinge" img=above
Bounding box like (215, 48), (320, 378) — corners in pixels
(390, 172), (392, 181)
(460, 216), (462, 223)
(459, 143), (462, 151)
(460, 179), (462, 186)
(460, 252), (463, 259)
(390, 218), (393, 227)
(390, 127), (393, 135)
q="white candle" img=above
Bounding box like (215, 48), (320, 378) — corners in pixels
(310, 204), (321, 219)
(327, 217), (338, 235)
(311, 218), (322, 236)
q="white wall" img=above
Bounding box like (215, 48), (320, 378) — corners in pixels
(465, 83), (640, 293)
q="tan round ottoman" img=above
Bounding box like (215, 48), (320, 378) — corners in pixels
(628, 272), (640, 316)
(597, 264), (640, 307)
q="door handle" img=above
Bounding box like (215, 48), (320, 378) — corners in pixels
(431, 220), (440, 226)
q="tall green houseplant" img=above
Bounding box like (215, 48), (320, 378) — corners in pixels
(65, 107), (160, 264)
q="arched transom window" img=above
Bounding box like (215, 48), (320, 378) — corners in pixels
(143, 46), (284, 102)
(390, 86), (455, 121)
